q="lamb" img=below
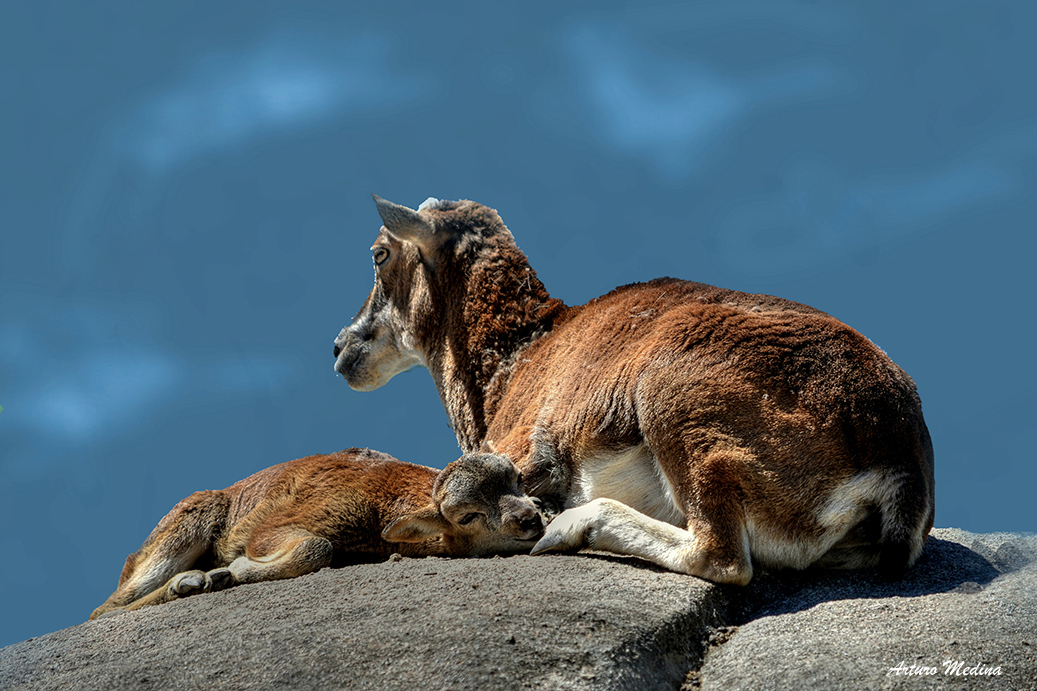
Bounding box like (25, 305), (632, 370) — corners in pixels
(332, 196), (935, 586)
(90, 448), (542, 618)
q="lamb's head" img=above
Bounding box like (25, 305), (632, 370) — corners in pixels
(332, 195), (533, 392)
(381, 452), (544, 557)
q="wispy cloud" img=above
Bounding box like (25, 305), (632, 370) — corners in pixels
(60, 28), (437, 279)
(11, 350), (182, 443)
(118, 30), (435, 175)
(532, 9), (857, 180)
(0, 298), (301, 480)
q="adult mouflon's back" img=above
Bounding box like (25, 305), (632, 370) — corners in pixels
(333, 196), (935, 585)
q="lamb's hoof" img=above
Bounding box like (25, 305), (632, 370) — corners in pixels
(207, 568), (234, 592)
(170, 570), (208, 597)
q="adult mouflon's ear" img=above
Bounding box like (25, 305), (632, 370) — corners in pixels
(372, 195), (442, 255)
(382, 505), (451, 543)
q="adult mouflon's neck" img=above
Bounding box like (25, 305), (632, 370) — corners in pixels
(424, 238), (568, 452)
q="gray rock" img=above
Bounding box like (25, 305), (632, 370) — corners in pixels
(695, 529), (1037, 690)
(1, 529), (1034, 690)
(0, 553), (723, 691)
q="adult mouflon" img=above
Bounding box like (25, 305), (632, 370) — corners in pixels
(333, 196), (934, 585)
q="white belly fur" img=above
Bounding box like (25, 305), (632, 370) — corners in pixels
(570, 445), (685, 527)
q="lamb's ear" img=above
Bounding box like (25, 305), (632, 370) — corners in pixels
(372, 195), (439, 252)
(382, 505), (451, 543)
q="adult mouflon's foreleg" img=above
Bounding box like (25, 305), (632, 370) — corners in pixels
(529, 445), (756, 585)
(530, 496), (753, 585)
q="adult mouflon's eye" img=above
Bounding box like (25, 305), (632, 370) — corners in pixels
(458, 512), (481, 526)
(373, 247), (390, 266)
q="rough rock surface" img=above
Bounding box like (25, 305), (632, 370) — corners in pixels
(1, 529), (1034, 690)
(695, 529), (1037, 690)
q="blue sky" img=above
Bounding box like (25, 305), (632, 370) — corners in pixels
(2, 1), (1035, 648)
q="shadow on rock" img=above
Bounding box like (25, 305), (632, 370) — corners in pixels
(726, 535), (1001, 625)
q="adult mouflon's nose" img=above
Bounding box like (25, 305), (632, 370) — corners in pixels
(334, 322), (369, 360)
(333, 328), (349, 358)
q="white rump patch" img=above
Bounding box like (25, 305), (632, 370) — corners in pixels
(743, 470), (905, 570)
(817, 469), (903, 534)
(417, 197), (441, 211)
(571, 445), (685, 527)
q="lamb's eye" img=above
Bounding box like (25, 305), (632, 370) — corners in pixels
(516, 472), (525, 487)
(458, 513), (480, 526)
(373, 247), (390, 266)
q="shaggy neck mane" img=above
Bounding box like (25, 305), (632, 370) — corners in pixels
(423, 205), (568, 451)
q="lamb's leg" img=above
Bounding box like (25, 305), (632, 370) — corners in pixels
(90, 552), (207, 619)
(226, 529), (334, 585)
(96, 533), (333, 617)
(107, 568), (234, 612)
(90, 491), (227, 620)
